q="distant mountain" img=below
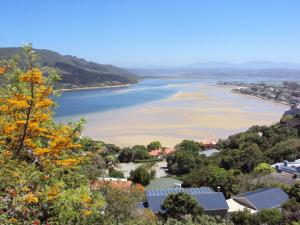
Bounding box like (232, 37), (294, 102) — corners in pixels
(0, 47), (138, 89)
(186, 61), (300, 69)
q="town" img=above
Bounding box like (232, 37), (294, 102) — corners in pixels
(218, 81), (300, 105)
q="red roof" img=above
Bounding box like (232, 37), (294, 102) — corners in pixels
(163, 148), (175, 155)
(149, 149), (162, 157)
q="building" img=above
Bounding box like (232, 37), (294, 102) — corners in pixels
(273, 159), (300, 178)
(227, 188), (288, 213)
(141, 187), (228, 217)
(200, 140), (217, 150)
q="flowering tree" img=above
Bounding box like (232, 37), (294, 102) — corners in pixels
(0, 45), (105, 224)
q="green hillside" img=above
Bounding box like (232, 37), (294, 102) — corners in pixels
(0, 47), (138, 89)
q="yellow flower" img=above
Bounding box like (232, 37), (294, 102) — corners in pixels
(24, 193), (39, 204)
(21, 186), (31, 192)
(82, 210), (92, 216)
(47, 185), (60, 201)
(56, 158), (80, 167)
(81, 195), (92, 204)
(34, 148), (51, 156)
(8, 218), (18, 223)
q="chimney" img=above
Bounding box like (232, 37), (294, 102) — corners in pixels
(284, 160), (288, 167)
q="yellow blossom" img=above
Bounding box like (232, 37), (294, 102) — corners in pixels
(24, 193), (39, 204)
(82, 210), (92, 216)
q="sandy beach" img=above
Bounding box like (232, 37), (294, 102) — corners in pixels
(64, 83), (289, 147)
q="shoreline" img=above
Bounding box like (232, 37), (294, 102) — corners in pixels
(58, 83), (133, 92)
(216, 84), (291, 106)
(75, 82), (288, 147)
(231, 90), (291, 106)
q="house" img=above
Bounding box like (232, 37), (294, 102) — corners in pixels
(149, 148), (175, 158)
(141, 187), (228, 217)
(227, 188), (288, 213)
(90, 177), (132, 191)
(273, 160), (300, 178)
(149, 149), (161, 157)
(200, 140), (217, 150)
(145, 178), (183, 190)
(163, 147), (175, 156)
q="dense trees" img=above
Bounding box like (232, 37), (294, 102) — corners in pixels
(147, 141), (162, 151)
(167, 150), (196, 175)
(118, 145), (151, 163)
(129, 166), (152, 186)
(175, 140), (201, 153)
(161, 192), (203, 220)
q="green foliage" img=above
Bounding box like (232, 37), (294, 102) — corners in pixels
(118, 147), (135, 163)
(230, 209), (259, 225)
(167, 150), (196, 175)
(266, 138), (300, 162)
(147, 141), (162, 151)
(132, 145), (151, 160)
(51, 186), (105, 224)
(176, 140), (201, 153)
(254, 162), (275, 174)
(0, 47), (137, 89)
(282, 199), (300, 224)
(129, 166), (151, 185)
(258, 208), (282, 225)
(159, 215), (226, 225)
(109, 168), (125, 178)
(289, 182), (300, 202)
(118, 146), (151, 163)
(161, 192), (203, 220)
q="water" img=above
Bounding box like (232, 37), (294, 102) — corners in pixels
(55, 74), (298, 119)
(54, 79), (195, 118)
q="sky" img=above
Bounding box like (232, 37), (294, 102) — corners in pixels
(1, 0), (300, 67)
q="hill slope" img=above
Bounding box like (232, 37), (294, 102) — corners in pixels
(0, 47), (138, 89)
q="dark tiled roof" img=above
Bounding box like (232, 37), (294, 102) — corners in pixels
(145, 187), (228, 213)
(234, 188), (289, 210)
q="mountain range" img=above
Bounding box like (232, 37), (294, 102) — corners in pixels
(186, 61), (300, 69)
(0, 48), (138, 89)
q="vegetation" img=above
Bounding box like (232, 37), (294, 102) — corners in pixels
(0, 47), (138, 90)
(1, 45), (300, 224)
(161, 192), (203, 220)
(129, 165), (152, 186)
(0, 45), (105, 224)
(147, 141), (162, 151)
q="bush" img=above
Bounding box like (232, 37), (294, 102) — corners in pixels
(109, 169), (125, 178)
(134, 158), (163, 163)
(175, 140), (201, 153)
(147, 141), (162, 151)
(161, 192), (203, 220)
(129, 166), (151, 186)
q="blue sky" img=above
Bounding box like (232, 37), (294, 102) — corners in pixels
(1, 0), (300, 67)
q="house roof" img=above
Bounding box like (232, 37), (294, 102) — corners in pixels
(145, 178), (183, 190)
(145, 187), (228, 213)
(226, 198), (257, 214)
(233, 188), (289, 210)
(149, 149), (161, 157)
(163, 148), (175, 155)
